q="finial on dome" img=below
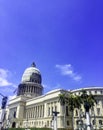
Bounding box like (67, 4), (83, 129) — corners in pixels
(31, 62), (36, 67)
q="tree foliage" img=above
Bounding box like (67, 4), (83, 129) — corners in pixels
(68, 93), (82, 112)
(80, 89), (97, 112)
(58, 93), (67, 106)
(58, 89), (97, 113)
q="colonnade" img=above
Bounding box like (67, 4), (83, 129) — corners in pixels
(26, 101), (58, 120)
(26, 104), (44, 119)
(18, 84), (43, 96)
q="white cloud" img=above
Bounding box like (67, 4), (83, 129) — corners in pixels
(0, 68), (16, 87)
(55, 64), (82, 82)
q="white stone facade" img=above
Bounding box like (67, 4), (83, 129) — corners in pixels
(0, 87), (103, 129)
(6, 89), (72, 129)
(72, 87), (103, 130)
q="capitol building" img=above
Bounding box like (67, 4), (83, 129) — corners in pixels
(1, 63), (103, 129)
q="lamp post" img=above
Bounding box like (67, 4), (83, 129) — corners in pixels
(5, 118), (10, 130)
(25, 117), (28, 130)
(52, 111), (59, 130)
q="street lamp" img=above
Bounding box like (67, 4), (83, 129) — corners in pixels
(25, 117), (28, 130)
(52, 111), (59, 130)
(5, 119), (9, 130)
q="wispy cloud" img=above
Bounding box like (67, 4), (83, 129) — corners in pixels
(55, 64), (82, 82)
(0, 68), (16, 87)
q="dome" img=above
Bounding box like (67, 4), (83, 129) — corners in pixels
(17, 62), (43, 97)
(21, 62), (42, 83)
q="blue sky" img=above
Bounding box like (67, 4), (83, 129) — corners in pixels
(0, 0), (103, 103)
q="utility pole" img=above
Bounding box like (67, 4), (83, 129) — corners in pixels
(0, 93), (8, 130)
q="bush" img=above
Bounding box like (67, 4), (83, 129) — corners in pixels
(8, 128), (73, 130)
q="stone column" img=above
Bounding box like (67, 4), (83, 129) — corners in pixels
(39, 106), (41, 117)
(29, 109), (31, 119)
(43, 105), (44, 117)
(27, 86), (29, 93)
(28, 109), (30, 119)
(38, 106), (40, 117)
(30, 86), (31, 94)
(36, 106), (37, 118)
(35, 87), (37, 94)
(35, 87), (36, 93)
(32, 86), (34, 93)
(36, 107), (37, 118)
(41, 105), (42, 117)
(37, 87), (38, 94)
(50, 103), (52, 116)
(44, 103), (47, 117)
(41, 105), (43, 117)
(31, 108), (32, 118)
(40, 105), (41, 118)
(34, 107), (36, 118)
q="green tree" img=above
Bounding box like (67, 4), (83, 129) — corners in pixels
(68, 93), (82, 130)
(80, 89), (97, 130)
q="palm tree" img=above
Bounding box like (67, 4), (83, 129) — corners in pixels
(68, 93), (82, 130)
(59, 92), (82, 130)
(80, 89), (97, 130)
(58, 93), (67, 128)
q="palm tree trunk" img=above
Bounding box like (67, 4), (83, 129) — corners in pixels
(63, 105), (65, 128)
(86, 112), (91, 130)
(72, 110), (74, 130)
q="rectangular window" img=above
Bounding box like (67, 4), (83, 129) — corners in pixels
(67, 120), (69, 126)
(51, 107), (53, 115)
(66, 106), (69, 116)
(89, 91), (91, 94)
(14, 111), (16, 118)
(48, 107), (50, 116)
(97, 108), (100, 115)
(75, 110), (78, 116)
(95, 91), (97, 94)
(99, 120), (102, 125)
(96, 100), (99, 105)
(55, 106), (57, 111)
(92, 120), (95, 125)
